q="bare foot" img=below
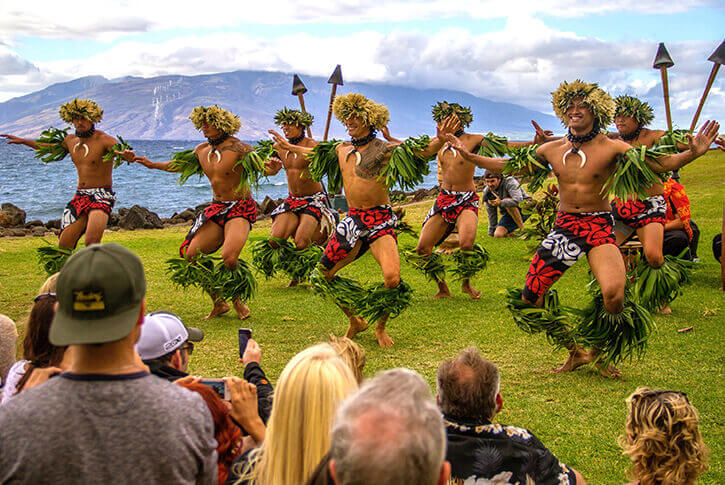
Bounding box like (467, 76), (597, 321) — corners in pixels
(657, 305), (672, 315)
(345, 317), (369, 339)
(375, 327), (394, 348)
(433, 280), (452, 299)
(599, 364), (622, 378)
(287, 279), (299, 288)
(461, 279), (482, 299)
(232, 300), (251, 320)
(552, 349), (591, 373)
(204, 300), (230, 319)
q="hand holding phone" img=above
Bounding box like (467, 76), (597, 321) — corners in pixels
(199, 378), (230, 401)
(238, 328), (252, 360)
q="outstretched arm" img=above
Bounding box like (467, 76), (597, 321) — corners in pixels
(1, 133), (53, 150)
(381, 126), (402, 144)
(132, 155), (175, 171)
(444, 134), (508, 172)
(649, 120), (720, 172)
(506, 120), (560, 148)
(269, 130), (313, 156)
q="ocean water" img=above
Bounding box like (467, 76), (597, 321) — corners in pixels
(0, 140), (441, 221)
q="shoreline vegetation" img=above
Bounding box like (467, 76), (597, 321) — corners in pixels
(0, 152), (723, 484)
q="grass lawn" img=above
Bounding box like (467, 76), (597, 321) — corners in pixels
(1, 151), (723, 483)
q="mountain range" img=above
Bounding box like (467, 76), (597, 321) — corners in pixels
(0, 70), (560, 140)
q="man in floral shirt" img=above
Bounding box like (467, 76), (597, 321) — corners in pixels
(438, 348), (585, 485)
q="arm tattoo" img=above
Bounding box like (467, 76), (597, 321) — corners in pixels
(220, 140), (252, 156)
(354, 139), (394, 179)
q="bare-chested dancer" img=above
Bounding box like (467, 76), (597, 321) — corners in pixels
(445, 80), (719, 376)
(2, 99), (127, 251)
(259, 108), (337, 285)
(275, 93), (451, 347)
(123, 105), (262, 320)
(412, 101), (554, 299)
(608, 95), (692, 313)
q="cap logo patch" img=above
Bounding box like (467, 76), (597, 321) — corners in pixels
(164, 335), (184, 353)
(73, 289), (106, 311)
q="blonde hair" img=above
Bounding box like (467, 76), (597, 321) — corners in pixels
(328, 335), (366, 384)
(38, 273), (59, 295)
(237, 343), (358, 485)
(620, 388), (709, 485)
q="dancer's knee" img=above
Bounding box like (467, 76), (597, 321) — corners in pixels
(293, 235), (310, 250)
(222, 253), (240, 270)
(643, 247), (664, 268)
(602, 283), (624, 314)
(383, 271), (400, 289)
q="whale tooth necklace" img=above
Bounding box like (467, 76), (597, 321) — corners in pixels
(563, 125), (599, 168)
(285, 134), (304, 159)
(207, 133), (230, 163)
(73, 126), (95, 157)
(348, 129), (378, 165)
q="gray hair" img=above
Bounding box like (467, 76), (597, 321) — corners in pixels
(437, 347), (500, 422)
(330, 368), (446, 485)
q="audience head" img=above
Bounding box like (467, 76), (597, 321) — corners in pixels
(241, 343), (358, 485)
(330, 368), (449, 485)
(178, 380), (242, 484)
(437, 347), (501, 423)
(484, 171), (503, 190)
(620, 388), (708, 485)
(23, 292), (64, 365)
(49, 243), (146, 348)
(136, 312), (204, 372)
(328, 334), (366, 384)
(38, 273), (59, 295)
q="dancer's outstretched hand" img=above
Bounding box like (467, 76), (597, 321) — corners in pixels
(532, 120), (555, 144)
(714, 136), (725, 152)
(268, 129), (293, 151)
(133, 156), (155, 169)
(1, 134), (25, 144)
(437, 115), (461, 138)
(443, 133), (466, 153)
(115, 149), (136, 162)
(687, 120), (720, 157)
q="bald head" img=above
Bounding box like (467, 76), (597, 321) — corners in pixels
(437, 347), (500, 422)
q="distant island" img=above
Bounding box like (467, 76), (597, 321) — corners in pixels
(0, 70), (560, 140)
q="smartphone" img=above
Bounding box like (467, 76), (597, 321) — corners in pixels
(199, 378), (230, 401)
(238, 328), (252, 360)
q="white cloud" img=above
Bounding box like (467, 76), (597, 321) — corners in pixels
(0, 0), (717, 42)
(1, 15), (722, 129)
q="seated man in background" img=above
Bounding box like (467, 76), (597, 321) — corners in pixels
(437, 347), (585, 484)
(662, 178), (700, 261)
(482, 171), (530, 237)
(136, 312), (205, 381)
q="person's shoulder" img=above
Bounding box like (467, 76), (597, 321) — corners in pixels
(0, 374), (64, 417)
(227, 137), (253, 152)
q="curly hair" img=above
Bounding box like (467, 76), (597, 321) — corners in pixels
(59, 98), (103, 123)
(189, 105), (242, 135)
(551, 79), (615, 129)
(332, 93), (389, 130)
(619, 388), (709, 485)
(178, 381), (242, 485)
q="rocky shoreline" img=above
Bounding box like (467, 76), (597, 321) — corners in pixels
(0, 177), (491, 238)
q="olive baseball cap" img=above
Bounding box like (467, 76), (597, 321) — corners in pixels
(50, 243), (146, 346)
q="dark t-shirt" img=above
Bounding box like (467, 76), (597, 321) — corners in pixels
(445, 415), (576, 485)
(0, 371), (218, 484)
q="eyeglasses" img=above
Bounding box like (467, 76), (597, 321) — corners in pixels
(34, 292), (57, 302)
(182, 342), (194, 355)
(632, 389), (689, 404)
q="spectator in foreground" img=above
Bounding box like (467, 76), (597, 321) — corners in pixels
(136, 311), (205, 381)
(327, 368), (451, 485)
(228, 343), (357, 485)
(0, 283), (16, 387)
(620, 388), (708, 485)
(328, 335), (366, 384)
(482, 170), (531, 237)
(0, 244), (218, 484)
(662, 178), (700, 260)
(178, 380), (244, 485)
(1, 291), (69, 404)
(437, 347), (585, 484)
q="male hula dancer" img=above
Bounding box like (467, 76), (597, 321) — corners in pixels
(124, 105), (265, 320)
(275, 93), (452, 347)
(609, 95), (695, 314)
(444, 80), (719, 376)
(2, 99), (132, 268)
(253, 108), (337, 285)
(409, 102), (554, 299)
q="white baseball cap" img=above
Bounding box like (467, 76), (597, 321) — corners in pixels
(136, 312), (203, 360)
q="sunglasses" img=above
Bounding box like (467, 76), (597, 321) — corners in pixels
(34, 292), (57, 302)
(632, 389), (689, 404)
(182, 342), (194, 355)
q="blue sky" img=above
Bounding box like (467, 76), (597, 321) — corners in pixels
(1, 1), (723, 126)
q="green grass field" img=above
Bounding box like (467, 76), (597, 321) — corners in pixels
(1, 151), (723, 483)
